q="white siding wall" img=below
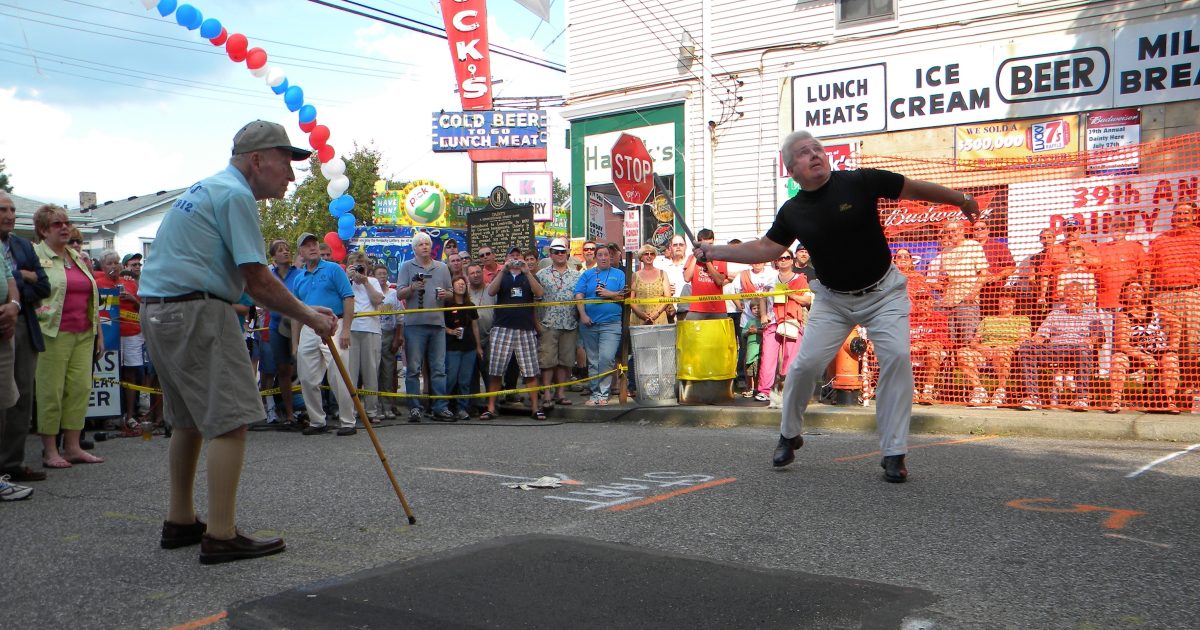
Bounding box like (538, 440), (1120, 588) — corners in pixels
(111, 209), (168, 259)
(568, 0), (1200, 241)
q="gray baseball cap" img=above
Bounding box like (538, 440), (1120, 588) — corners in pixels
(233, 120), (312, 160)
(296, 232), (319, 250)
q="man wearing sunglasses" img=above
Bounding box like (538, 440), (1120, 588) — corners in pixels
(695, 129), (978, 483)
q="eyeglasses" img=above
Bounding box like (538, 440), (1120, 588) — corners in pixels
(479, 251), (494, 257)
(671, 242), (686, 247)
(68, 239), (83, 245)
(0, 205), (15, 211)
(551, 249), (567, 255)
(641, 251), (655, 257)
(583, 247), (596, 252)
(50, 220), (72, 229)
(777, 256), (793, 261)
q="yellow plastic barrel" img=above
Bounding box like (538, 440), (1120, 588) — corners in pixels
(676, 318), (737, 381)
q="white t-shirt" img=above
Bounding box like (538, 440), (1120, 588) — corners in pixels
(378, 287), (401, 331)
(655, 255), (689, 310)
(350, 276), (384, 334)
(740, 268), (778, 320)
(723, 262), (749, 313)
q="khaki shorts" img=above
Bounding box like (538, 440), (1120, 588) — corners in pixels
(538, 327), (578, 369)
(142, 299), (264, 439)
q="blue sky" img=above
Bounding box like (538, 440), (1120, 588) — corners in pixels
(0, 0), (568, 207)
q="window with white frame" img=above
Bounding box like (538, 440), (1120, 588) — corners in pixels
(839, 0), (894, 25)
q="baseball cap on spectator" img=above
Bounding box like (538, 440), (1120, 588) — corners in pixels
(1063, 218), (1080, 227)
(550, 238), (568, 251)
(296, 232), (318, 250)
(232, 120), (312, 160)
(121, 253), (142, 266)
(507, 246), (523, 255)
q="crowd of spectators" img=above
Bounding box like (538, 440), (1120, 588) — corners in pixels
(4, 192), (1200, 502)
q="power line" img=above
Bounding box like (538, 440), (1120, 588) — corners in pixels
(304, 0), (566, 73)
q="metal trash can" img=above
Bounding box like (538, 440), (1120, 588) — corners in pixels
(630, 324), (678, 407)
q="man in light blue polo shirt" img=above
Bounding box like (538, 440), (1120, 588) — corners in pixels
(290, 232), (357, 436)
(140, 120), (338, 564)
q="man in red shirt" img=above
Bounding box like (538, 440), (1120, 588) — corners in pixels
(1045, 218), (1101, 305)
(94, 250), (144, 430)
(1149, 202), (1200, 394)
(909, 291), (950, 405)
(684, 228), (729, 320)
(478, 246), (501, 284)
(971, 219), (1015, 304)
(1096, 213), (1147, 376)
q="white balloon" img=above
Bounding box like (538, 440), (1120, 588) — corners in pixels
(266, 67), (285, 88)
(141, 0), (157, 9)
(327, 175), (350, 199)
(250, 65), (269, 78)
(320, 158), (346, 179)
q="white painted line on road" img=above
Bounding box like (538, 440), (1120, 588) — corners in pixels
(1103, 533), (1172, 549)
(1125, 443), (1200, 479)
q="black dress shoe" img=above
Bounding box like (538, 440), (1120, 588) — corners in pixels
(80, 438), (95, 451)
(161, 518), (207, 549)
(6, 466), (47, 482)
(881, 455), (908, 483)
(199, 531), (286, 565)
(336, 427), (357, 436)
(771, 434), (804, 467)
(301, 425), (328, 436)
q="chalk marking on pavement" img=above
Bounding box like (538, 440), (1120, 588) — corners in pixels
(1125, 443), (1200, 478)
(832, 435), (998, 462)
(1006, 498), (1146, 530)
(1103, 533), (1172, 549)
(607, 478), (737, 512)
(169, 610), (227, 630)
(418, 467), (585, 485)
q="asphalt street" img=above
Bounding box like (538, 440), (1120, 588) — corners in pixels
(2, 416), (1198, 629)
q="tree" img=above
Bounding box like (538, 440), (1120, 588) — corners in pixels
(0, 159), (11, 193)
(552, 176), (569, 206)
(259, 143), (383, 251)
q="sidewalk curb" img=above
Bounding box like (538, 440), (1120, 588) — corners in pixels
(552, 402), (1200, 442)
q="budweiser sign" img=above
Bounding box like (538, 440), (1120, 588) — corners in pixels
(882, 191), (996, 237)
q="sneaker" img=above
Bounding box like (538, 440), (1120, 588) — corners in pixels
(991, 388), (1007, 406)
(454, 409), (470, 421)
(921, 384), (936, 405)
(0, 475), (33, 501)
(967, 386), (988, 406)
(753, 392), (770, 402)
(431, 409), (457, 422)
(1020, 398), (1042, 411)
(408, 408), (424, 423)
(301, 424), (328, 436)
(383, 410), (395, 420)
(1071, 399), (1089, 411)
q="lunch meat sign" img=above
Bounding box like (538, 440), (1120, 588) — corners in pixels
(791, 14), (1200, 138)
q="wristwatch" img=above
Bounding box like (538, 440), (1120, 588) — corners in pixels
(960, 192), (973, 206)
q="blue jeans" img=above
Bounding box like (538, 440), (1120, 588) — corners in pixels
(445, 350), (477, 413)
(404, 324), (448, 413)
(580, 320), (621, 399)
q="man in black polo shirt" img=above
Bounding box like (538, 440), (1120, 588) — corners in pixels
(695, 129), (978, 483)
(482, 246), (545, 420)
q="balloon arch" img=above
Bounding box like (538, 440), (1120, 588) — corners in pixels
(140, 0), (358, 257)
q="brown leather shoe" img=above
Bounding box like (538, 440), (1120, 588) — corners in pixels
(199, 531), (286, 565)
(5, 466), (47, 482)
(161, 518), (207, 549)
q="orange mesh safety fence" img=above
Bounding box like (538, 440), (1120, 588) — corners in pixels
(845, 132), (1200, 413)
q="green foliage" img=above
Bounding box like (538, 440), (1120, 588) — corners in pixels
(258, 143), (382, 250)
(552, 176), (569, 206)
(0, 159), (11, 193)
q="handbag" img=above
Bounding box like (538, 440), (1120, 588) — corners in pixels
(777, 319), (801, 340)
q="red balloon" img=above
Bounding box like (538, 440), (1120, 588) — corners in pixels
(226, 33), (248, 62)
(323, 232), (346, 262)
(317, 144), (335, 163)
(308, 125), (330, 150)
(246, 47), (267, 70)
(299, 119), (317, 133)
(210, 27), (228, 46)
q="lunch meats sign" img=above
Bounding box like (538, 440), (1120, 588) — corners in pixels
(791, 13), (1199, 138)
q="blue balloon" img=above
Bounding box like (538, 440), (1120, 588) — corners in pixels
(156, 0), (177, 18)
(298, 105), (317, 124)
(284, 86), (304, 112)
(328, 199), (347, 218)
(337, 214), (355, 240)
(175, 4), (201, 29)
(199, 18), (222, 39)
(333, 195), (355, 213)
(271, 78), (289, 96)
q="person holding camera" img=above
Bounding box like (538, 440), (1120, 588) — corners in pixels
(344, 251), (385, 424)
(481, 246), (545, 420)
(574, 245), (627, 406)
(396, 231), (454, 422)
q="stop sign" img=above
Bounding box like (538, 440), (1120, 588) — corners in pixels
(610, 133), (654, 205)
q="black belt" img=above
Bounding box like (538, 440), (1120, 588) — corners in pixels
(142, 291), (231, 305)
(827, 273), (889, 297)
